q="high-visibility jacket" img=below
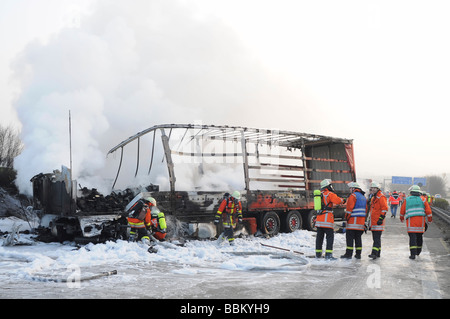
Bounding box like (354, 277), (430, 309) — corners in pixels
(315, 189), (344, 229)
(215, 197), (243, 228)
(400, 195), (432, 233)
(367, 190), (388, 231)
(388, 192), (400, 205)
(127, 213), (151, 229)
(127, 200), (152, 229)
(345, 189), (367, 231)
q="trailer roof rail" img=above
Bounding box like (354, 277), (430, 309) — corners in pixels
(107, 123), (352, 155)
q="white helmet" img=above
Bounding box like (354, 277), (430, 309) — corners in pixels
(143, 196), (156, 206)
(231, 191), (241, 200)
(370, 182), (381, 189)
(347, 182), (361, 189)
(320, 179), (332, 189)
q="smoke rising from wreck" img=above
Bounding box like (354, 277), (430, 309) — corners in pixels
(12, 0), (313, 195)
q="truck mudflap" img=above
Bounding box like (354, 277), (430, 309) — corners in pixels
(78, 214), (124, 237)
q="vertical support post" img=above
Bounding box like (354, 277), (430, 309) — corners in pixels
(160, 128), (176, 192)
(300, 138), (310, 202)
(68, 110), (73, 215)
(241, 131), (250, 194)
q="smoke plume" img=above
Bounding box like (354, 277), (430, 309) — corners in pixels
(13, 0), (313, 195)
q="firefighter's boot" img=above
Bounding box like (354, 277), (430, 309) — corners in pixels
(409, 247), (417, 260)
(416, 247), (422, 256)
(340, 249), (353, 259)
(325, 252), (336, 260)
(368, 249), (378, 260)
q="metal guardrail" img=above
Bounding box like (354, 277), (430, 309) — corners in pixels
(431, 206), (450, 225)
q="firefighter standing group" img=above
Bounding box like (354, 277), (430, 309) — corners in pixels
(315, 179), (433, 260)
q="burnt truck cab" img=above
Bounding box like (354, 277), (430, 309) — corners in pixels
(108, 124), (356, 237)
(31, 167), (129, 243)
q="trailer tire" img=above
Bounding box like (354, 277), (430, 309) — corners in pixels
(282, 210), (302, 233)
(304, 210), (317, 232)
(261, 211), (280, 236)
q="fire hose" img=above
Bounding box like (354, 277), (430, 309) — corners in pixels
(260, 243), (304, 255)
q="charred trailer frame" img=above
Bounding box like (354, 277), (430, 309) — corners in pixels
(108, 124), (356, 236)
(30, 167), (128, 243)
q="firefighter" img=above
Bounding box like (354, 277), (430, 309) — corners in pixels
(149, 206), (168, 241)
(388, 190), (401, 218)
(367, 182), (388, 259)
(315, 179), (345, 259)
(400, 185), (433, 259)
(126, 196), (156, 244)
(341, 182), (366, 259)
(214, 191), (243, 244)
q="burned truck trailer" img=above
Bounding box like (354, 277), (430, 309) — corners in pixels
(108, 124), (356, 236)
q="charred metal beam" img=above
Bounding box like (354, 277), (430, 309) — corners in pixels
(160, 128), (176, 192)
(147, 130), (156, 175)
(111, 147), (123, 190)
(134, 137), (140, 178)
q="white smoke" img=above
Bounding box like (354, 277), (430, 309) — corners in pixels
(12, 0), (316, 195)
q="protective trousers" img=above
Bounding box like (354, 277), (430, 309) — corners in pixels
(315, 227), (334, 257)
(223, 226), (235, 243)
(370, 231), (382, 257)
(408, 232), (423, 257)
(129, 227), (150, 242)
(344, 229), (363, 257)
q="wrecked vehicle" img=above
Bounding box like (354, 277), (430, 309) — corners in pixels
(107, 124), (356, 237)
(29, 124), (355, 242)
(30, 167), (135, 243)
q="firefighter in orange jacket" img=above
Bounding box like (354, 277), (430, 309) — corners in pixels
(127, 196), (156, 244)
(388, 190), (400, 218)
(341, 182), (366, 259)
(214, 191), (243, 244)
(400, 185), (433, 259)
(367, 182), (388, 259)
(315, 179), (345, 259)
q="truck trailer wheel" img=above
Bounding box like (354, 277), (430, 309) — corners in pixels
(282, 210), (302, 233)
(261, 211), (280, 236)
(304, 210), (317, 232)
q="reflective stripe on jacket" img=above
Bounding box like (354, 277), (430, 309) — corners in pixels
(215, 198), (243, 228)
(127, 209), (152, 228)
(389, 192), (400, 205)
(400, 195), (432, 233)
(369, 190), (388, 231)
(404, 196), (426, 219)
(316, 189), (344, 229)
(345, 189), (366, 231)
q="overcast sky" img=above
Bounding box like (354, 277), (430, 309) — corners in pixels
(1, 0), (449, 193)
